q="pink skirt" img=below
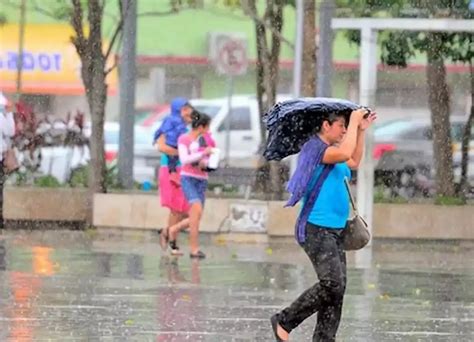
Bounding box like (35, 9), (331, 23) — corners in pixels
(158, 166), (190, 214)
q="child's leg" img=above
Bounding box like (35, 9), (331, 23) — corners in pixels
(189, 179), (208, 257)
(168, 217), (190, 241)
(160, 210), (183, 250)
(180, 177), (207, 258)
(188, 202), (203, 255)
(168, 156), (179, 174)
(168, 157), (180, 186)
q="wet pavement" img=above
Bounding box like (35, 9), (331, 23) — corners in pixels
(0, 229), (473, 341)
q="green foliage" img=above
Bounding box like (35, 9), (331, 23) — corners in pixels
(0, 12), (7, 25)
(434, 195), (466, 206)
(447, 31), (474, 64)
(336, 0), (473, 66)
(51, 3), (73, 21)
(34, 175), (62, 188)
(211, 0), (242, 8)
(14, 171), (28, 186)
(380, 31), (415, 67)
(373, 186), (409, 203)
(68, 165), (89, 188)
(68, 164), (124, 190)
(105, 164), (124, 190)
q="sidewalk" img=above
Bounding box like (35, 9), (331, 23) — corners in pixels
(0, 229), (473, 340)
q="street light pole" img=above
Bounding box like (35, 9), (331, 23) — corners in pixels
(290, 0), (304, 176)
(118, 0), (137, 189)
(16, 0), (27, 102)
(292, 0), (304, 100)
(316, 0), (335, 97)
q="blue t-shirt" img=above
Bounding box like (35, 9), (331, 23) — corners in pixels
(160, 154), (170, 167)
(303, 163), (351, 229)
(160, 154), (182, 168)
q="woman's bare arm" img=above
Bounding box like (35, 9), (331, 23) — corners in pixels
(155, 135), (178, 156)
(346, 129), (365, 170)
(322, 109), (365, 164)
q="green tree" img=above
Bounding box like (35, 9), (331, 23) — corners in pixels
(242, 1), (287, 199)
(16, 0), (187, 219)
(302, 0), (317, 97)
(13, 0), (126, 220)
(336, 0), (473, 198)
(201, 1), (294, 198)
(448, 30), (473, 198)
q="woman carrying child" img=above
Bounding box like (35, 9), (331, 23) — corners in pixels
(154, 98), (193, 250)
(167, 111), (214, 259)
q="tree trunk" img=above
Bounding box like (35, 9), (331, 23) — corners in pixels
(70, 0), (109, 223)
(86, 71), (107, 195)
(246, 0), (286, 199)
(301, 0), (316, 97)
(254, 16), (267, 144)
(459, 60), (474, 198)
(426, 33), (455, 197)
(266, 1), (284, 200)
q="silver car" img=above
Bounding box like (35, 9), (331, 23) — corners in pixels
(104, 122), (158, 184)
(374, 116), (474, 196)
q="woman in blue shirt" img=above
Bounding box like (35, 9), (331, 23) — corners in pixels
(271, 108), (376, 341)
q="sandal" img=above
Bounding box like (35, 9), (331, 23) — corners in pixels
(270, 314), (288, 342)
(169, 240), (183, 256)
(189, 250), (206, 259)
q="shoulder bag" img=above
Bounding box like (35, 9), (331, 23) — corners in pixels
(341, 177), (371, 250)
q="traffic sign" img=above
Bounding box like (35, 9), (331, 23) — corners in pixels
(215, 38), (248, 76)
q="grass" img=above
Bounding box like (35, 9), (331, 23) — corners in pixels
(434, 195), (466, 206)
(373, 186), (409, 204)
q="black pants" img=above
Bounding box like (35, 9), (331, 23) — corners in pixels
(277, 224), (347, 342)
(0, 161), (4, 229)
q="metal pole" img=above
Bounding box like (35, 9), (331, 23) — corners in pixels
(290, 0), (304, 176)
(224, 76), (234, 166)
(292, 0), (304, 99)
(118, 0), (137, 189)
(16, 0), (26, 101)
(316, 0), (335, 97)
(357, 27), (377, 236)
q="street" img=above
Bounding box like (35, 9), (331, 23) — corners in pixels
(0, 229), (473, 341)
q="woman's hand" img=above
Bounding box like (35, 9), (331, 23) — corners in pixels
(359, 112), (377, 131)
(203, 147), (213, 156)
(350, 108), (368, 123)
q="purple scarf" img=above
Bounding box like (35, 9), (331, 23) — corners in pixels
(285, 136), (333, 244)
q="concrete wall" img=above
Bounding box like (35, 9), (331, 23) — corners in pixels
(373, 203), (474, 240)
(4, 187), (88, 222)
(93, 193), (474, 240)
(3, 189), (473, 240)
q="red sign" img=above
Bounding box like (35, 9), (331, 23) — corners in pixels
(216, 39), (248, 76)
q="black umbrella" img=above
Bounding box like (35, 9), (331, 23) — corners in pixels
(263, 97), (361, 161)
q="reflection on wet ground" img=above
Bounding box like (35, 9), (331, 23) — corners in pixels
(0, 230), (473, 341)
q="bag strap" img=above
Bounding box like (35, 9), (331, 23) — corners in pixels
(344, 177), (358, 214)
(295, 164), (333, 243)
(300, 165), (333, 218)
